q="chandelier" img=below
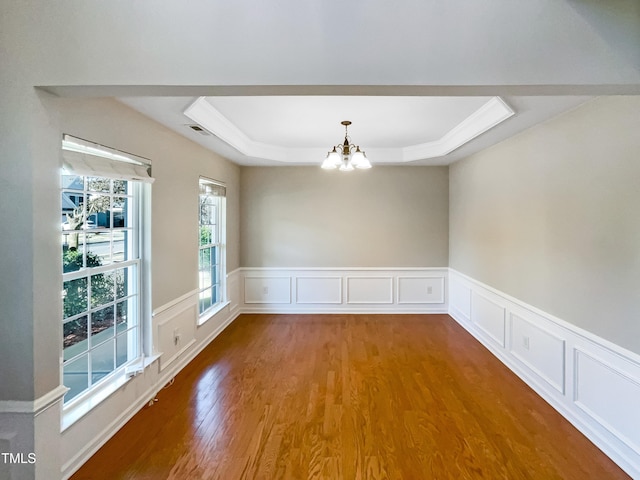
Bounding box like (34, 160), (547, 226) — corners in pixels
(321, 121), (371, 171)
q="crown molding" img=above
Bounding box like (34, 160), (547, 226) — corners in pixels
(402, 96), (514, 159)
(184, 96), (514, 164)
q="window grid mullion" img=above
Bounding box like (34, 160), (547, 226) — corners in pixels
(62, 293), (137, 325)
(62, 167), (143, 405)
(62, 258), (139, 281)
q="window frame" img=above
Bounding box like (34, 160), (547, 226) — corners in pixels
(197, 177), (227, 323)
(60, 136), (152, 411)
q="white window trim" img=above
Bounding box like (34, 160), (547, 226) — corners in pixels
(60, 136), (153, 417)
(198, 177), (227, 324)
(197, 300), (231, 327)
(61, 353), (160, 431)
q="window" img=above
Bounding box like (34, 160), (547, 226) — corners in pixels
(61, 136), (153, 405)
(198, 178), (226, 318)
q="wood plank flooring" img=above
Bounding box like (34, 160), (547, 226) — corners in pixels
(71, 314), (629, 479)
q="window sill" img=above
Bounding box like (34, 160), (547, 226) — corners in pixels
(61, 354), (160, 432)
(198, 301), (230, 326)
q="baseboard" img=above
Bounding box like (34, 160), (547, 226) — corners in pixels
(448, 269), (640, 479)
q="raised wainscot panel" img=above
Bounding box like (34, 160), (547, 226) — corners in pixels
(574, 349), (640, 456)
(397, 276), (445, 304)
(449, 277), (471, 320)
(471, 292), (506, 347)
(296, 277), (342, 304)
(346, 277), (393, 304)
(510, 313), (565, 394)
(157, 304), (197, 371)
(244, 276), (291, 304)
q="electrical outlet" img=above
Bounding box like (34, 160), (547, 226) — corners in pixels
(522, 336), (530, 350)
(263, 286), (269, 295)
(427, 286), (433, 294)
(173, 328), (181, 346)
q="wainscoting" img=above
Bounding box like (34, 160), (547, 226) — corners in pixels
(240, 267), (448, 314)
(53, 267), (639, 478)
(449, 269), (640, 479)
(153, 290), (198, 372)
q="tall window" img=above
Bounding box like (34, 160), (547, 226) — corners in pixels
(198, 178), (226, 318)
(61, 135), (152, 404)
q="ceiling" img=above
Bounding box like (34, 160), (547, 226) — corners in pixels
(76, 2), (635, 167)
(197, 96), (491, 148)
(119, 94), (591, 166)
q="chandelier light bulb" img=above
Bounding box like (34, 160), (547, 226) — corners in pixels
(356, 152), (371, 169)
(321, 153), (337, 170)
(339, 163), (354, 172)
(351, 148), (364, 167)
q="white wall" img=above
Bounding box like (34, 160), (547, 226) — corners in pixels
(449, 96), (640, 355)
(240, 166), (449, 268)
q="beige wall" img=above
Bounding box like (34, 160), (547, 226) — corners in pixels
(240, 166), (449, 267)
(449, 96), (640, 354)
(49, 97), (241, 309)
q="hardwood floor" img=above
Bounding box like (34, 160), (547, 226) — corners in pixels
(71, 314), (629, 479)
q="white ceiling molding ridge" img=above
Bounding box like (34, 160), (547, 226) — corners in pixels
(184, 97), (289, 162)
(402, 96), (514, 161)
(185, 95), (514, 164)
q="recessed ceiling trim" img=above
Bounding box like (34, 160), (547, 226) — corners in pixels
(184, 97), (289, 162)
(403, 96), (514, 160)
(184, 96), (514, 164)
